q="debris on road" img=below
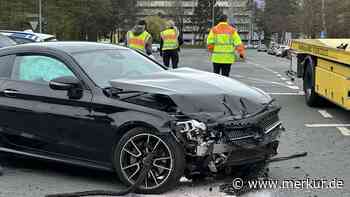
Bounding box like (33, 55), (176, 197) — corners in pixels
(219, 152), (307, 196)
(266, 152), (307, 163)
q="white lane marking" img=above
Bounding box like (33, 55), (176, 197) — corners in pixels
(249, 78), (301, 90)
(274, 72), (279, 74)
(268, 92), (304, 95)
(286, 81), (294, 85)
(277, 74), (282, 77)
(244, 77), (300, 90)
(240, 76), (291, 87)
(337, 127), (350, 136)
(287, 85), (300, 90)
(318, 110), (333, 118)
(280, 77), (288, 81)
(305, 124), (350, 128)
(246, 60), (278, 74)
(231, 72), (302, 91)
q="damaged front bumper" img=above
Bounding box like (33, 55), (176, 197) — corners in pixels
(172, 106), (283, 173)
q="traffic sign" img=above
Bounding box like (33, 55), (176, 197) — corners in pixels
(29, 21), (38, 31)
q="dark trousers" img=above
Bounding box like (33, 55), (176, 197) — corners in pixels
(163, 50), (179, 69)
(213, 63), (232, 77)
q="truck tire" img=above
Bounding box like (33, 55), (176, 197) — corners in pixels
(303, 59), (321, 106)
(114, 127), (185, 194)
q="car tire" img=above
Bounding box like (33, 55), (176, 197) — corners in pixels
(303, 59), (321, 107)
(114, 127), (185, 194)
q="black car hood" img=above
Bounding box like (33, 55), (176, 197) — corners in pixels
(109, 68), (272, 120)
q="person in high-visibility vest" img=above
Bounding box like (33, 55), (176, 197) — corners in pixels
(160, 20), (183, 68)
(206, 15), (245, 77)
(126, 20), (153, 55)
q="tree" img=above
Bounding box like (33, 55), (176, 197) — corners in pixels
(166, 0), (187, 38)
(325, 0), (350, 38)
(259, 0), (299, 43)
(110, 0), (138, 42)
(298, 0), (322, 38)
(145, 15), (167, 42)
(191, 0), (223, 45)
(0, 0), (36, 30)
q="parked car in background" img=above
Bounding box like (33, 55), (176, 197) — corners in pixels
(276, 46), (283, 57)
(152, 43), (160, 52)
(276, 45), (290, 57)
(281, 45), (290, 57)
(0, 34), (16, 48)
(0, 30), (56, 44)
(257, 44), (268, 52)
(267, 46), (277, 55)
(245, 44), (256, 49)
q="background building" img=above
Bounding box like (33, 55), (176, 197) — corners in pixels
(227, 0), (255, 44)
(136, 0), (257, 44)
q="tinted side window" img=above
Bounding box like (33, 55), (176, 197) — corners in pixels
(0, 55), (15, 79)
(12, 55), (75, 84)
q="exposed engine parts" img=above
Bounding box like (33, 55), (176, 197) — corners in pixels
(173, 106), (283, 175)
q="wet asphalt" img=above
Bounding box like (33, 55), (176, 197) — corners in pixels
(0, 49), (349, 197)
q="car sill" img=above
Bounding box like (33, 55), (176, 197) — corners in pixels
(0, 147), (113, 172)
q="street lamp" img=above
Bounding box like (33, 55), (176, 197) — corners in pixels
(39, 0), (42, 33)
(321, 0), (327, 38)
(211, 0), (219, 27)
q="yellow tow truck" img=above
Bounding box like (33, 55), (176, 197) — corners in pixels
(287, 39), (350, 109)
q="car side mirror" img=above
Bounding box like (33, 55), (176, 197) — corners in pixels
(49, 76), (81, 91)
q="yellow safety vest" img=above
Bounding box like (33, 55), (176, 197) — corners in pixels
(127, 31), (151, 52)
(160, 29), (179, 50)
(207, 22), (244, 64)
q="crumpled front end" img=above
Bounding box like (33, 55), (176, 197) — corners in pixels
(109, 68), (283, 175)
(171, 104), (282, 175)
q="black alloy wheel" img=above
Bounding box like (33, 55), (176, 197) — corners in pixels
(114, 127), (185, 194)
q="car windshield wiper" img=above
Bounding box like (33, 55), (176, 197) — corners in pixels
(120, 92), (149, 101)
(103, 87), (148, 100)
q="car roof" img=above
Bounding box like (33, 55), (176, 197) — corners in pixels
(0, 41), (128, 54)
(0, 30), (55, 41)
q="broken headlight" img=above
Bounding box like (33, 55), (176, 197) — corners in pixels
(175, 120), (207, 142)
(176, 120), (207, 133)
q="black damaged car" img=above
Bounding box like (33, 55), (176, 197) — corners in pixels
(0, 42), (282, 193)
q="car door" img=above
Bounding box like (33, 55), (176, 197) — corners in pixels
(0, 54), (17, 145)
(0, 53), (94, 159)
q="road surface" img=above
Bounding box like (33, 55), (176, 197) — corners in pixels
(0, 49), (349, 197)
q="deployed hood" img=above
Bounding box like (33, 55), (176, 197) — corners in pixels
(110, 68), (273, 120)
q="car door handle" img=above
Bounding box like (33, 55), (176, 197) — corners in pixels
(2, 89), (19, 97)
